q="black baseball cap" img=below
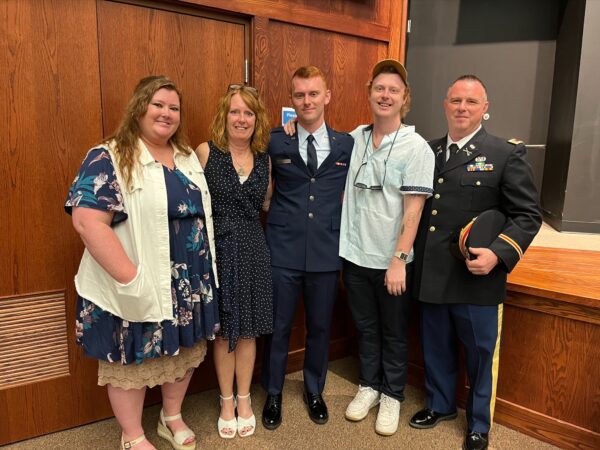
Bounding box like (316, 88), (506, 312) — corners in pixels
(450, 210), (506, 260)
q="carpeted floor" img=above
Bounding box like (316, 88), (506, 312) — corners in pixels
(5, 357), (557, 449)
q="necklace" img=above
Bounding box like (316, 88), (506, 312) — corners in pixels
(231, 150), (251, 176)
(365, 123), (403, 158)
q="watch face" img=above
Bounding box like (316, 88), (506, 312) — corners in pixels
(395, 251), (409, 262)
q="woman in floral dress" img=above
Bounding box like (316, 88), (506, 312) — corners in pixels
(65, 76), (218, 450)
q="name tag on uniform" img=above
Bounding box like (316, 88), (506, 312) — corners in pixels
(275, 158), (292, 165)
(467, 163), (494, 172)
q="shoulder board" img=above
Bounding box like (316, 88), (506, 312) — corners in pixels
(330, 128), (352, 137)
(508, 138), (524, 145)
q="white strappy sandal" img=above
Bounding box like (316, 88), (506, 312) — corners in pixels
(157, 409), (196, 450)
(121, 434), (148, 449)
(236, 392), (256, 437)
(218, 394), (237, 439)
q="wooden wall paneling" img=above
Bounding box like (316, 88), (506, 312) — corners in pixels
(181, 0), (395, 42)
(254, 19), (388, 132)
(491, 299), (600, 449)
(388, 0), (409, 60)
(0, 0), (107, 445)
(0, 0), (102, 296)
(97, 0), (247, 147)
(498, 303), (599, 431)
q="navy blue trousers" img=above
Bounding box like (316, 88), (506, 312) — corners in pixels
(261, 267), (339, 395)
(420, 302), (503, 433)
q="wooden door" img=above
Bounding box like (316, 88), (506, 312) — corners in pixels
(97, 0), (248, 148)
(0, 0), (247, 444)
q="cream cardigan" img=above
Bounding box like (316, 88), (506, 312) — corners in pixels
(74, 139), (218, 322)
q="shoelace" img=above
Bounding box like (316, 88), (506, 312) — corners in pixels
(379, 396), (399, 418)
(354, 388), (375, 403)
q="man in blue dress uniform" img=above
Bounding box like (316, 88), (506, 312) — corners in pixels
(261, 66), (354, 429)
(410, 75), (542, 450)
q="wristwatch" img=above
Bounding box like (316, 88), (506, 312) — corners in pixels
(394, 251), (409, 262)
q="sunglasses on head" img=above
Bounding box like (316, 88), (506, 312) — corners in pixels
(228, 84), (258, 95)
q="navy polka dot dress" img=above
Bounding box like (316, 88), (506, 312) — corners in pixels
(204, 142), (273, 351)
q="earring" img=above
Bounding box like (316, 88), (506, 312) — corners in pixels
(483, 113), (490, 121)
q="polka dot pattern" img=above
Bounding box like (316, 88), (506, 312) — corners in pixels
(204, 142), (273, 352)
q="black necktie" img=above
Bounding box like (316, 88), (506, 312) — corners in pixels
(445, 143), (459, 165)
(307, 134), (318, 175)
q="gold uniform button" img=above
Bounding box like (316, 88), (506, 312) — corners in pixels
(308, 213), (314, 219)
(438, 178), (444, 184)
(476, 181), (481, 186)
(432, 210), (438, 216)
(429, 226), (436, 232)
(434, 193), (440, 199)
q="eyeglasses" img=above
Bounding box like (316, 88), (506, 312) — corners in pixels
(353, 125), (402, 190)
(228, 84), (259, 96)
(353, 160), (387, 190)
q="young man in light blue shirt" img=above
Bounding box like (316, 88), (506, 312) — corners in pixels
(339, 59), (434, 436)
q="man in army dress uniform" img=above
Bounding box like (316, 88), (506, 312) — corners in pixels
(410, 75), (542, 450)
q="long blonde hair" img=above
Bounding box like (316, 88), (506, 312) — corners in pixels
(210, 86), (270, 154)
(106, 75), (190, 189)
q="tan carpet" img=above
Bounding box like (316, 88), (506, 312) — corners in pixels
(5, 357), (557, 449)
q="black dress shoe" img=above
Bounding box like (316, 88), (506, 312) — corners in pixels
(303, 390), (328, 424)
(463, 431), (489, 450)
(262, 394), (282, 430)
(409, 408), (458, 429)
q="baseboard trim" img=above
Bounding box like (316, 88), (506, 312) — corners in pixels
(284, 336), (355, 375)
(494, 398), (600, 450)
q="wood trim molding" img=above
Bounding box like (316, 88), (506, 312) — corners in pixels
(388, 0), (409, 60)
(494, 398), (600, 450)
(452, 373), (600, 450)
(180, 0), (393, 42)
(284, 335), (354, 375)
(505, 291), (600, 326)
(507, 247), (600, 309)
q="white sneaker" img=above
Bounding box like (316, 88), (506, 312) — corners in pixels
(375, 393), (400, 436)
(345, 385), (380, 421)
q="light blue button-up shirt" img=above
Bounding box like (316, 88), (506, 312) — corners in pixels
(340, 124), (435, 269)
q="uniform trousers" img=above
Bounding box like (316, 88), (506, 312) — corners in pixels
(342, 259), (412, 401)
(420, 302), (503, 433)
(261, 267), (339, 395)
